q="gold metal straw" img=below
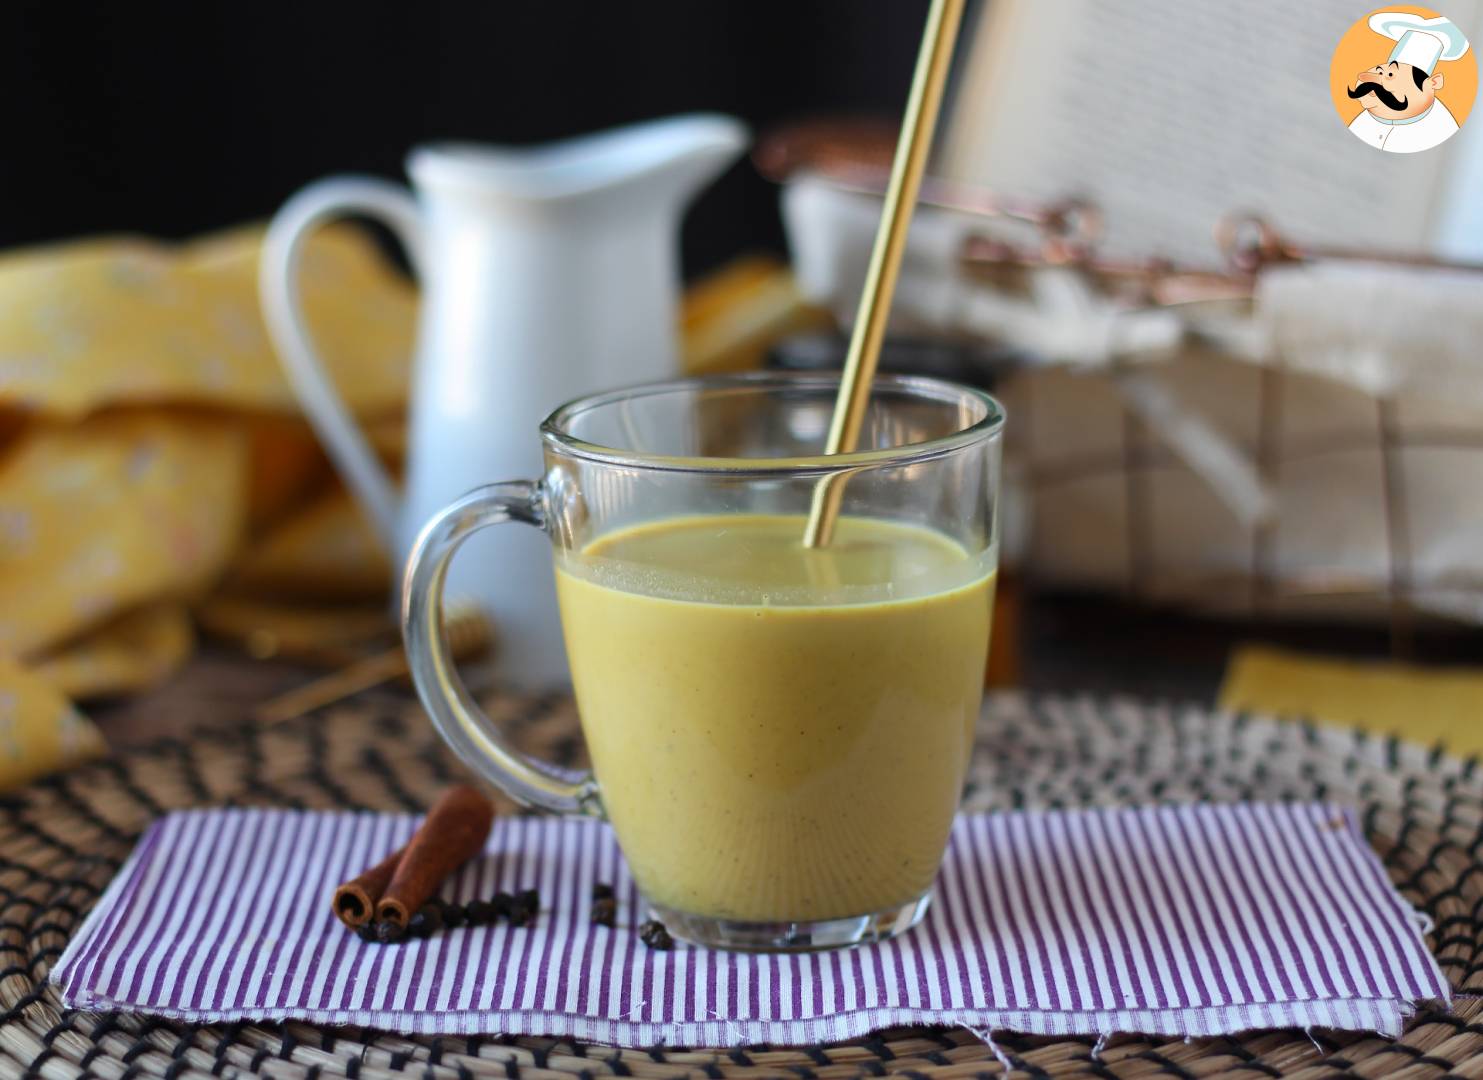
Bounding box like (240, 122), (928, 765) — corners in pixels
(803, 0), (965, 548)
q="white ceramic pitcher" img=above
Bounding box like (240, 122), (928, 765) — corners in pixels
(260, 114), (747, 687)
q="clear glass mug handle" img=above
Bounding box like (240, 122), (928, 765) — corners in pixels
(401, 482), (602, 816)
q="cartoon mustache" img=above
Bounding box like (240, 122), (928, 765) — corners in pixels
(1348, 80), (1409, 111)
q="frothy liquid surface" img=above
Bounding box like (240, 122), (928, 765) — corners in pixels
(556, 514), (994, 924)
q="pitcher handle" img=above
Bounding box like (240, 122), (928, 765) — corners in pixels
(259, 176), (425, 546)
(403, 482), (601, 816)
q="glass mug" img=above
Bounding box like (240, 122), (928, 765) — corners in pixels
(403, 372), (1003, 950)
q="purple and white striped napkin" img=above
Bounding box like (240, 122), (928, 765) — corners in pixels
(52, 804), (1447, 1046)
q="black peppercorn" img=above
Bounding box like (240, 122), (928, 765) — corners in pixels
(638, 919), (673, 950)
(354, 923), (380, 943)
(407, 904), (443, 938)
(592, 882), (615, 901)
(590, 896), (618, 928)
(375, 920), (405, 944)
(491, 892), (515, 919)
(502, 887), (538, 928)
(465, 899), (499, 926)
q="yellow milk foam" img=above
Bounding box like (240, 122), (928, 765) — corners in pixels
(555, 514), (994, 923)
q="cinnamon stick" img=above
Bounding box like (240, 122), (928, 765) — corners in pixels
(332, 844), (407, 928)
(375, 785), (496, 928)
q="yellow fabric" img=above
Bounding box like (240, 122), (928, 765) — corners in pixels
(229, 490), (392, 601)
(1220, 644), (1483, 755)
(31, 603), (195, 700)
(0, 224), (416, 787)
(0, 226), (415, 419)
(0, 412), (248, 659)
(0, 656), (107, 789)
(679, 255), (832, 375)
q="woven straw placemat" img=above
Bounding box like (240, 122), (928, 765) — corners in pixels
(4, 688), (1482, 1078)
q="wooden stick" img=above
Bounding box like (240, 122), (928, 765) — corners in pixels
(802, 0), (966, 548)
(255, 604), (492, 726)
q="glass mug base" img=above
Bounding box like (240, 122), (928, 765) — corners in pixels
(645, 893), (932, 952)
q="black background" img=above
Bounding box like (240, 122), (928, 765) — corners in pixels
(1, 1), (937, 276)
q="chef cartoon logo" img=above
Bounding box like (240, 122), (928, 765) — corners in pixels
(1330, 7), (1476, 153)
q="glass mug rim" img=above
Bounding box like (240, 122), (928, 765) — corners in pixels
(540, 370), (1005, 476)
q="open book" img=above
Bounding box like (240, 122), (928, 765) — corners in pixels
(940, 0), (1483, 266)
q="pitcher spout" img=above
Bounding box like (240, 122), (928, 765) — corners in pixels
(409, 113), (748, 207)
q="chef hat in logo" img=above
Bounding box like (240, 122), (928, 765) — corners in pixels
(1368, 11), (1470, 74)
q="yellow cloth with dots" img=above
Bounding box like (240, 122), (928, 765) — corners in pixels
(0, 225), (417, 789)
